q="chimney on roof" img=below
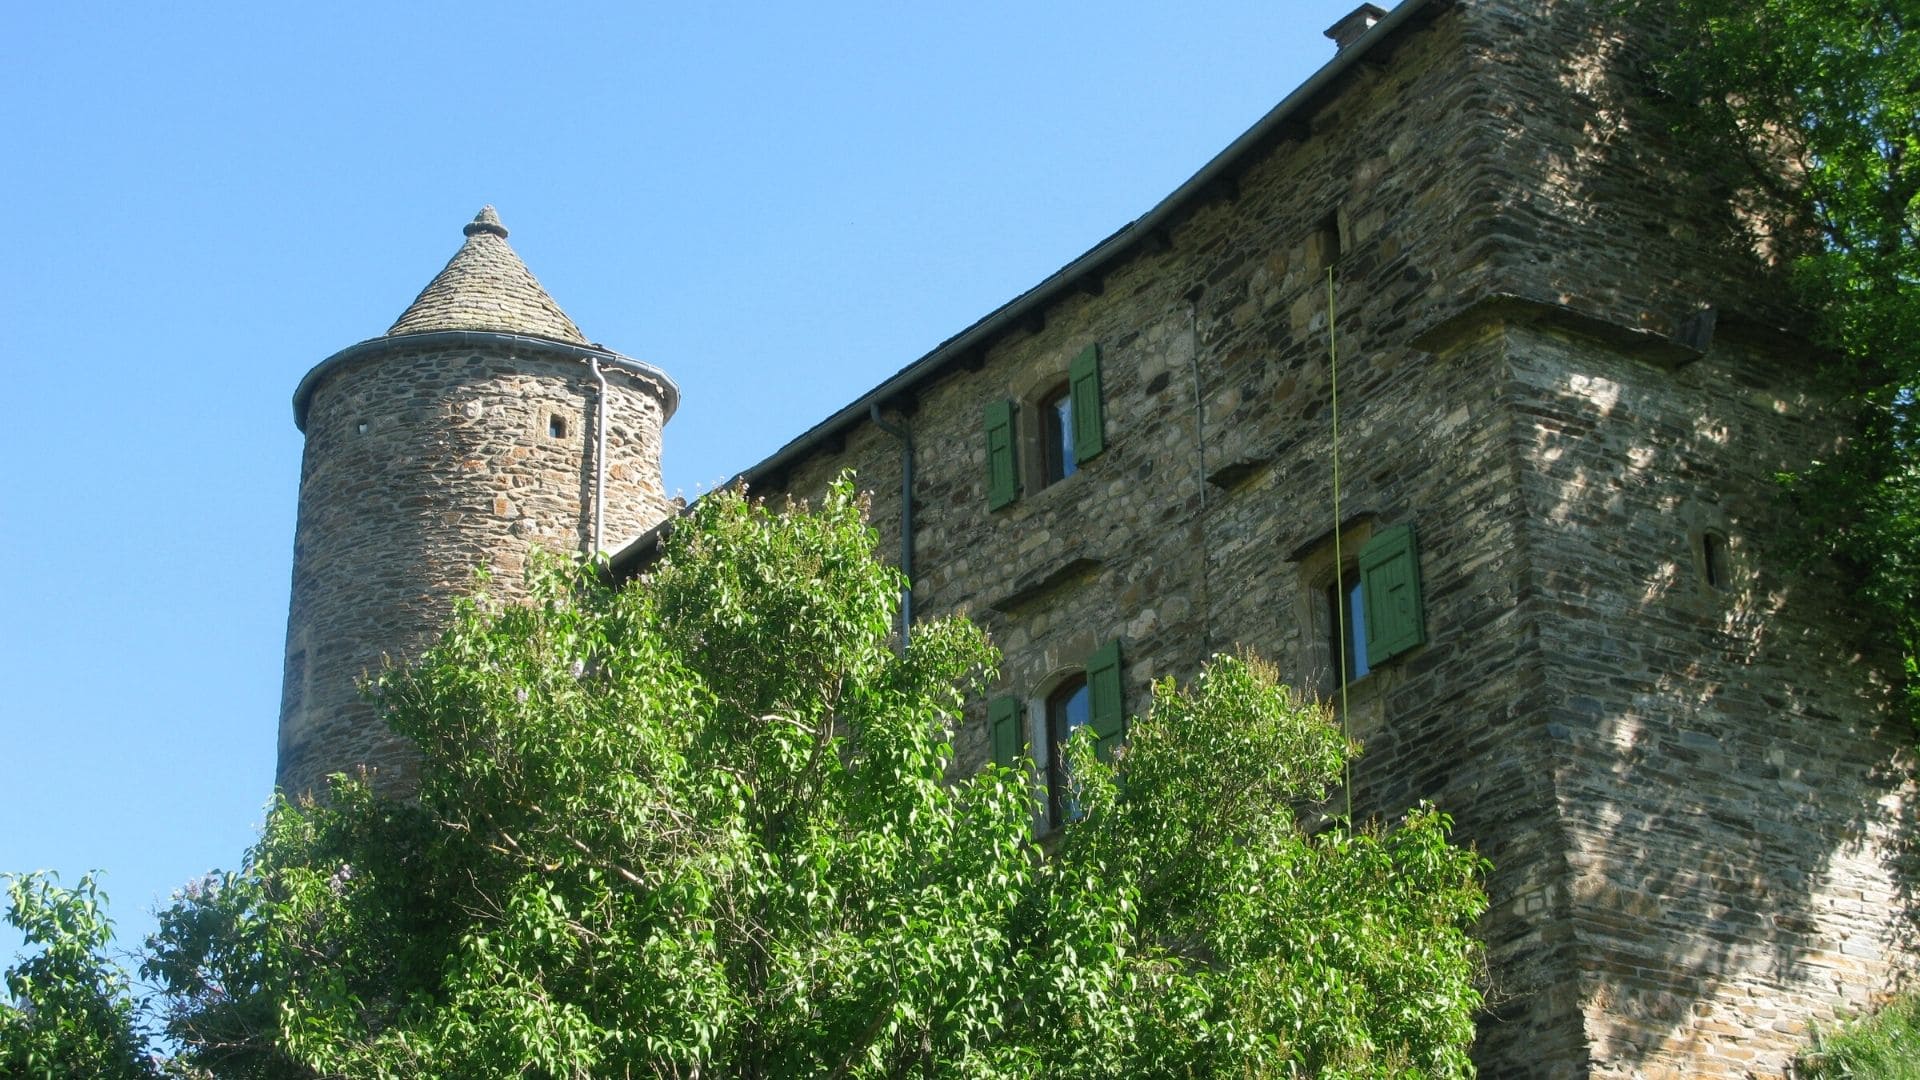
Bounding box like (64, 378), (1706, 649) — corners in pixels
(1324, 3), (1389, 52)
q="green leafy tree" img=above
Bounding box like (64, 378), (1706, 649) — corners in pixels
(1, 872), (159, 1080)
(998, 661), (1485, 1078)
(144, 480), (1487, 1078)
(1797, 990), (1920, 1077)
(1624, 0), (1920, 717)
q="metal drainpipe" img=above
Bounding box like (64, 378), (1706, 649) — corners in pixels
(588, 357), (610, 557)
(868, 402), (914, 648)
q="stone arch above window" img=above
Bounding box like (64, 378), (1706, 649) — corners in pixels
(986, 639), (1125, 833)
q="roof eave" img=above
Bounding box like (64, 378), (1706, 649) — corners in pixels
(292, 329), (681, 432)
(720, 0), (1443, 494)
(609, 0), (1445, 579)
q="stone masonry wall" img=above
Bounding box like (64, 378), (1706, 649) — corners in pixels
(1449, 0), (1916, 1071)
(722, 2), (1916, 1075)
(1463, 0), (1800, 342)
(764, 6), (1585, 1071)
(1507, 323), (1913, 1078)
(281, 342), (673, 799)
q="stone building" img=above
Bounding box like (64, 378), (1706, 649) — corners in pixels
(279, 1), (1914, 1075)
(279, 206), (678, 798)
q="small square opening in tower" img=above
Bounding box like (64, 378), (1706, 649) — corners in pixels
(549, 414), (568, 439)
(1316, 208), (1346, 268)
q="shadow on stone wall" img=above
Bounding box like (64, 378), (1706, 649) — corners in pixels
(1252, 6), (1920, 1071)
(1520, 340), (1915, 1074)
(1467, 1), (1920, 1068)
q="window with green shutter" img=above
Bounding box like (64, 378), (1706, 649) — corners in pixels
(984, 399), (1018, 510)
(1002, 342), (1108, 503)
(1357, 523), (1425, 666)
(989, 695), (1023, 771)
(1068, 343), (1105, 463)
(1014, 642), (1125, 829)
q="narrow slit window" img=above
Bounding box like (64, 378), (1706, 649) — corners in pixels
(1701, 531), (1730, 590)
(549, 414), (568, 439)
(1317, 209), (1344, 267)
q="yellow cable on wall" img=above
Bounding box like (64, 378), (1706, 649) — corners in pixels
(1328, 266), (1352, 823)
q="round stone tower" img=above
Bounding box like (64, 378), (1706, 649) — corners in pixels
(279, 206), (678, 798)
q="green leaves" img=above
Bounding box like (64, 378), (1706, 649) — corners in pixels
(128, 477), (1485, 1077)
(1798, 990), (1920, 1078)
(1019, 657), (1488, 1079)
(1, 872), (158, 1080)
(1625, 0), (1920, 727)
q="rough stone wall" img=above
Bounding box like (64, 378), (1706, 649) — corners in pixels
(281, 343), (672, 799)
(767, 5), (1581, 1070)
(1443, 1), (1915, 1072)
(1461, 0), (1800, 340)
(1507, 323), (1913, 1078)
(731, 1), (1915, 1075)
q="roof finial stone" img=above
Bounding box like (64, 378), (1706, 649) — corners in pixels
(464, 205), (509, 239)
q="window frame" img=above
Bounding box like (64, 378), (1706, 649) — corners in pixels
(1297, 518), (1377, 696)
(1038, 381), (1077, 487)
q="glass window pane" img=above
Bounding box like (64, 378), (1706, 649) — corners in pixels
(1054, 393), (1076, 479)
(1347, 578), (1370, 680)
(1328, 576), (1370, 683)
(1047, 677), (1091, 827)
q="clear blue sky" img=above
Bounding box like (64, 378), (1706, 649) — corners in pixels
(0, 1), (1375, 968)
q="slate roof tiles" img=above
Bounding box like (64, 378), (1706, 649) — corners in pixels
(386, 206), (589, 345)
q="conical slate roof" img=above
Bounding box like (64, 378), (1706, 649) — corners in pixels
(386, 207), (589, 344)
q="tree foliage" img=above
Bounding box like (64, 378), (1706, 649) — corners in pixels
(123, 480), (1487, 1077)
(1626, 0), (1920, 718)
(0, 872), (159, 1080)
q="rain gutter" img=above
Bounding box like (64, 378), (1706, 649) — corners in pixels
(717, 0), (1439, 493)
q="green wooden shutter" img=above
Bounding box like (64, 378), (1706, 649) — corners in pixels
(985, 400), (1018, 510)
(1086, 639), (1124, 760)
(989, 695), (1022, 770)
(1358, 523), (1425, 666)
(1068, 343), (1105, 463)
